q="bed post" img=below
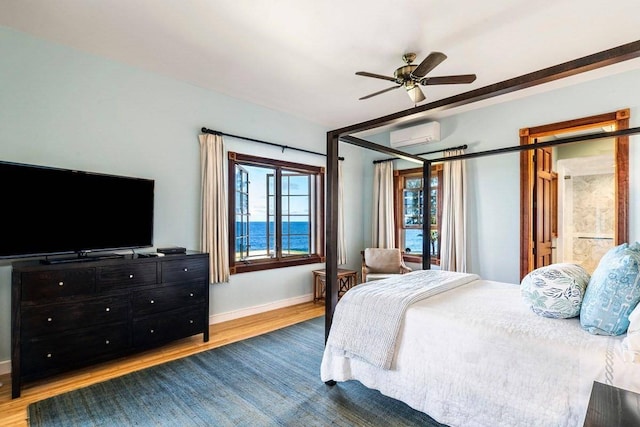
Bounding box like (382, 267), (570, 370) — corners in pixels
(325, 131), (340, 342)
(423, 160), (432, 271)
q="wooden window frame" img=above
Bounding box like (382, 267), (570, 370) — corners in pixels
(394, 165), (443, 265)
(228, 152), (325, 274)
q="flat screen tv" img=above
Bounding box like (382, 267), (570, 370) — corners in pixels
(0, 161), (154, 259)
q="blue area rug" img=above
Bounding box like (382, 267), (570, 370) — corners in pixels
(28, 317), (445, 426)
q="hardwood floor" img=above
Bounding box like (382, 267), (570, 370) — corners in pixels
(0, 302), (325, 426)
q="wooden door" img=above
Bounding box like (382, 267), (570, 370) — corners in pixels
(533, 147), (553, 268)
(519, 109), (630, 280)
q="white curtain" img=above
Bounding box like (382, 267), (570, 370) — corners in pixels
(337, 160), (347, 265)
(440, 149), (467, 272)
(372, 161), (395, 248)
(199, 133), (230, 283)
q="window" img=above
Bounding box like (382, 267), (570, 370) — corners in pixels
(394, 166), (442, 264)
(228, 152), (324, 273)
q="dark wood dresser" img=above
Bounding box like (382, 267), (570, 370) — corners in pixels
(11, 252), (209, 398)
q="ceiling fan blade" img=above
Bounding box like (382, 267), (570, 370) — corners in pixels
(406, 86), (425, 103)
(359, 85), (401, 100)
(421, 74), (477, 85)
(355, 71), (397, 82)
(411, 52), (447, 78)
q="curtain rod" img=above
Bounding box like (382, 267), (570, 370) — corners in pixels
(201, 127), (344, 161)
(372, 144), (468, 164)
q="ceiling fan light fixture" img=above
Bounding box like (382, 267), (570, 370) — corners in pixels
(406, 85), (425, 103)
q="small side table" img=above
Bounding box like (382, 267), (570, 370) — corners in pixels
(584, 381), (640, 426)
(313, 268), (358, 303)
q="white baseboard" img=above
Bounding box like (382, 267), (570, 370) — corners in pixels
(209, 293), (314, 324)
(0, 359), (10, 376)
(0, 294), (315, 375)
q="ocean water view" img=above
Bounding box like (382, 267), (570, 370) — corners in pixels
(237, 222), (436, 257)
(404, 229), (439, 257)
(237, 221), (310, 254)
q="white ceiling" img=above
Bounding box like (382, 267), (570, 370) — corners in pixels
(2, 0), (640, 130)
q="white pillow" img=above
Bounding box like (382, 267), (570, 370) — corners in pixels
(521, 263), (590, 318)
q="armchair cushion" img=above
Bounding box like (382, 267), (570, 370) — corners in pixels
(362, 248), (412, 282)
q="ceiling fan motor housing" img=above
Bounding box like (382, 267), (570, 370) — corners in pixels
(394, 64), (418, 83)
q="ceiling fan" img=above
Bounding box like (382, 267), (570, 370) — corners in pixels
(356, 52), (477, 103)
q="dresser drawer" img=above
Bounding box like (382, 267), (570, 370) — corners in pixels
(133, 307), (205, 348)
(21, 323), (130, 376)
(21, 297), (129, 338)
(21, 268), (95, 301)
(161, 257), (208, 283)
(132, 281), (206, 315)
(97, 263), (157, 289)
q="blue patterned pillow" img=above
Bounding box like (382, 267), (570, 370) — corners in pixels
(580, 242), (640, 336)
(521, 263), (590, 318)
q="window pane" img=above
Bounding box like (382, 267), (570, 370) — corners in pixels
(245, 221), (269, 259)
(235, 165), (276, 260)
(403, 189), (423, 226)
(402, 229), (439, 257)
(282, 220), (310, 256)
(281, 172), (312, 258)
(430, 187), (437, 225)
(288, 195), (309, 215)
(287, 174), (310, 195)
(405, 177), (422, 189)
(403, 229), (423, 255)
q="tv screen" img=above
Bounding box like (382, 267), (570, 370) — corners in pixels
(0, 161), (154, 259)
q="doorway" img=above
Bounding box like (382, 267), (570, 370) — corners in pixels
(519, 109), (630, 279)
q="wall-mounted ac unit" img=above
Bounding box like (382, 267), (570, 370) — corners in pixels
(390, 122), (440, 148)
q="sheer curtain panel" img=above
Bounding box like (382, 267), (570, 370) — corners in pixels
(440, 149), (467, 272)
(372, 161), (395, 248)
(199, 133), (230, 283)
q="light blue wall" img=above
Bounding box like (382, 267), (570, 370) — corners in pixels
(364, 69), (640, 283)
(2, 24), (640, 367)
(0, 27), (368, 364)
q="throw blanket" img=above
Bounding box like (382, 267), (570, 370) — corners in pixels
(325, 270), (479, 369)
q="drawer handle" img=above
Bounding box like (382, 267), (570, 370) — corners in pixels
(150, 300), (155, 304)
(105, 340), (110, 345)
(58, 281), (64, 287)
(129, 274), (134, 279)
(105, 307), (110, 312)
(150, 329), (154, 334)
(183, 268), (188, 272)
(189, 319), (194, 324)
(47, 317), (53, 322)
(46, 353), (52, 358)
(189, 293), (194, 297)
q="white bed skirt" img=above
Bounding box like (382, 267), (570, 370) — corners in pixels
(321, 280), (640, 427)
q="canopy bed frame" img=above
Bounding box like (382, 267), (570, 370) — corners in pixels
(324, 39), (640, 337)
(321, 40), (640, 426)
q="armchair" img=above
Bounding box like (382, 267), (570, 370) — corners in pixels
(361, 248), (412, 283)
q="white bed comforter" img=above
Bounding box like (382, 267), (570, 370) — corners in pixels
(326, 270), (479, 369)
(321, 279), (640, 427)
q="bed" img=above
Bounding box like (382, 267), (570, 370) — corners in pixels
(320, 270), (640, 427)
